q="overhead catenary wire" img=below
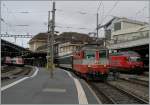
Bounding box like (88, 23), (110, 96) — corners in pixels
(97, 1), (102, 13)
(57, 8), (96, 16)
(2, 2), (23, 33)
(4, 9), (95, 16)
(135, 6), (147, 16)
(95, 1), (104, 38)
(100, 2), (148, 25)
(99, 2), (105, 24)
(134, 6), (148, 20)
(100, 0), (119, 25)
(56, 8), (98, 33)
(2, 2), (36, 34)
(55, 25), (93, 30)
(2, 2), (101, 35)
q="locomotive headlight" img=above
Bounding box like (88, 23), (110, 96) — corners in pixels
(104, 64), (106, 67)
(88, 65), (91, 67)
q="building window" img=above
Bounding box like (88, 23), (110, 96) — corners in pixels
(132, 36), (137, 40)
(73, 46), (75, 50)
(145, 31), (149, 37)
(105, 29), (111, 39)
(139, 32), (144, 38)
(66, 46), (68, 52)
(114, 22), (121, 31)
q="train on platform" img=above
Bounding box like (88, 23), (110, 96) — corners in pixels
(3, 56), (24, 66)
(55, 44), (144, 80)
(56, 44), (109, 80)
(109, 51), (144, 74)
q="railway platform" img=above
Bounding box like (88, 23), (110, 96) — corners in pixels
(1, 67), (100, 104)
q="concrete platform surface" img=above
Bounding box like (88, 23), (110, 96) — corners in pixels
(1, 67), (100, 104)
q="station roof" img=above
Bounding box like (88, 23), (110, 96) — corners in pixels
(28, 32), (58, 44)
(1, 39), (49, 59)
(1, 39), (31, 57)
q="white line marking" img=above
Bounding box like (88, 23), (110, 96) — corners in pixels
(43, 88), (66, 93)
(83, 80), (102, 104)
(64, 70), (88, 104)
(1, 77), (28, 91)
(30, 67), (39, 78)
(1, 67), (39, 91)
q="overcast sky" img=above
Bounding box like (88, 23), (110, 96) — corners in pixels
(1, 1), (149, 48)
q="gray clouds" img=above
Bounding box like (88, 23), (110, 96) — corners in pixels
(1, 1), (149, 47)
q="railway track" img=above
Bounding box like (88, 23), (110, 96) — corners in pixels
(88, 82), (148, 104)
(60, 67), (149, 104)
(143, 71), (149, 77)
(1, 66), (32, 80)
(109, 78), (149, 102)
(119, 77), (149, 87)
(119, 73), (149, 87)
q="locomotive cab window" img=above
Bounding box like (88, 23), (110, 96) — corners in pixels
(83, 50), (96, 65)
(130, 56), (141, 62)
(84, 50), (95, 59)
(99, 50), (108, 64)
(99, 50), (107, 58)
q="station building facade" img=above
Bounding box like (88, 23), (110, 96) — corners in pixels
(28, 32), (95, 57)
(103, 17), (149, 47)
(28, 33), (49, 52)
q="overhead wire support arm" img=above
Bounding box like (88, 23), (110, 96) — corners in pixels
(0, 33), (33, 38)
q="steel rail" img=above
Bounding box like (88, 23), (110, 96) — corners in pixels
(106, 82), (149, 104)
(88, 82), (116, 104)
(119, 77), (149, 87)
(88, 81), (149, 104)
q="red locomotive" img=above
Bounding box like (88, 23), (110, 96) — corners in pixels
(109, 51), (144, 74)
(57, 44), (109, 80)
(3, 56), (24, 66)
(56, 45), (144, 80)
(11, 57), (24, 66)
(4, 56), (12, 66)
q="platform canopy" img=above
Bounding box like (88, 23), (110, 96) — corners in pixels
(1, 39), (31, 57)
